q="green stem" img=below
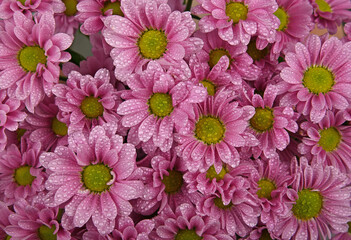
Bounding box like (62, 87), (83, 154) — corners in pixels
(191, 14), (201, 20)
(185, 0), (193, 12)
(67, 48), (86, 65)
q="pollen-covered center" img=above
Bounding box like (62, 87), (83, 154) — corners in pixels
(274, 7), (289, 31)
(200, 79), (216, 96)
(161, 170), (183, 194)
(292, 189), (323, 220)
(14, 165), (35, 186)
(195, 116), (226, 145)
(250, 107), (274, 133)
(101, 0), (123, 16)
(225, 2), (248, 24)
(148, 93), (173, 118)
(138, 29), (167, 59)
(257, 179), (276, 200)
(18, 46), (47, 72)
(247, 40), (269, 61)
(175, 229), (203, 240)
(206, 165), (227, 181)
(81, 164), (113, 193)
(214, 197), (233, 210)
(62, 0), (78, 16)
(38, 225), (57, 240)
(318, 127), (341, 152)
(302, 66), (335, 95)
(315, 0), (332, 12)
(51, 117), (68, 136)
(80, 96), (104, 118)
(208, 48), (232, 69)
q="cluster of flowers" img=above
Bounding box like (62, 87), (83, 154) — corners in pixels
(1, 0), (351, 239)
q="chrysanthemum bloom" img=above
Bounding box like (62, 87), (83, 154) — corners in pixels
(344, 22), (351, 42)
(270, 0), (314, 54)
(245, 226), (275, 240)
(193, 0), (279, 46)
(24, 96), (68, 151)
(243, 84), (299, 158)
(175, 89), (258, 173)
(102, 0), (203, 81)
(40, 124), (144, 234)
(298, 110), (351, 173)
(0, 203), (12, 240)
(272, 157), (351, 240)
(0, 12), (72, 112)
(194, 30), (261, 83)
(310, 0), (351, 34)
(5, 200), (70, 240)
(0, 143), (45, 204)
(117, 61), (207, 153)
(55, 0), (81, 36)
(0, 90), (27, 152)
(333, 225), (351, 240)
(151, 203), (233, 240)
(278, 34), (351, 123)
(53, 68), (124, 134)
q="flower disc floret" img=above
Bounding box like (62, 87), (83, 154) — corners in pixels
(38, 225), (57, 240)
(175, 229), (203, 240)
(62, 0), (78, 16)
(80, 96), (104, 118)
(225, 2), (248, 24)
(101, 1), (123, 16)
(302, 66), (335, 95)
(274, 8), (289, 31)
(206, 165), (227, 181)
(208, 48), (231, 68)
(51, 117), (68, 136)
(292, 189), (323, 220)
(200, 79), (216, 96)
(18, 46), (47, 72)
(250, 107), (274, 133)
(14, 165), (35, 186)
(257, 179), (276, 200)
(318, 127), (341, 152)
(81, 164), (112, 193)
(148, 93), (173, 118)
(315, 0), (332, 12)
(161, 170), (183, 194)
(138, 29), (168, 60)
(195, 116), (226, 145)
(214, 197), (233, 210)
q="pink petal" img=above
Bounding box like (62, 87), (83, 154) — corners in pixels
(138, 115), (156, 142)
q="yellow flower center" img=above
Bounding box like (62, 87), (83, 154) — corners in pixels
(138, 29), (168, 59)
(214, 197), (233, 210)
(175, 229), (203, 240)
(200, 79), (216, 96)
(14, 165), (35, 186)
(206, 165), (227, 181)
(256, 179), (276, 200)
(274, 7), (289, 31)
(315, 0), (332, 12)
(18, 0), (28, 5)
(37, 225), (57, 240)
(318, 127), (341, 152)
(195, 116), (226, 145)
(62, 0), (78, 16)
(161, 170), (183, 194)
(292, 189), (323, 220)
(148, 93), (173, 118)
(225, 2), (248, 24)
(80, 96), (104, 118)
(302, 66), (335, 95)
(18, 46), (47, 72)
(247, 40), (269, 61)
(208, 48), (232, 69)
(51, 117), (68, 136)
(250, 107), (274, 133)
(81, 164), (113, 193)
(101, 1), (124, 16)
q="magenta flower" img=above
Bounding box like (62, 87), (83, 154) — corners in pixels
(193, 0), (279, 46)
(102, 0), (202, 81)
(55, 0), (81, 36)
(0, 12), (72, 112)
(278, 34), (351, 123)
(40, 124), (144, 234)
(0, 202), (11, 240)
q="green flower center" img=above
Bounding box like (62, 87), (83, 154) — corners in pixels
(247, 40), (269, 61)
(256, 179), (276, 200)
(318, 127), (341, 152)
(62, 0), (78, 16)
(302, 66), (335, 95)
(208, 48), (232, 69)
(161, 170), (183, 194)
(14, 165), (35, 186)
(206, 165), (227, 181)
(148, 93), (173, 118)
(18, 46), (47, 72)
(18, 0), (28, 5)
(101, 1), (123, 16)
(315, 0), (332, 12)
(348, 222), (351, 234)
(80, 96), (104, 118)
(38, 225), (57, 240)
(138, 29), (168, 59)
(250, 107), (274, 133)
(274, 7), (289, 31)
(259, 229), (273, 240)
(175, 229), (203, 240)
(51, 117), (68, 137)
(195, 116), (225, 145)
(81, 164), (113, 193)
(225, 2), (248, 24)
(292, 189), (323, 220)
(214, 197), (233, 210)
(5, 235), (11, 240)
(200, 79), (216, 96)
(16, 128), (26, 142)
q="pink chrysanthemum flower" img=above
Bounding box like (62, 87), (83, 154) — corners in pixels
(5, 200), (70, 240)
(298, 110), (351, 173)
(52, 68), (124, 134)
(175, 89), (258, 173)
(193, 0), (279, 46)
(344, 22), (351, 42)
(102, 0), (203, 81)
(0, 90), (27, 152)
(0, 202), (11, 240)
(151, 203), (233, 240)
(333, 227), (351, 240)
(310, 0), (351, 34)
(242, 84), (299, 158)
(117, 62), (207, 153)
(39, 124), (144, 234)
(245, 226), (275, 240)
(272, 157), (351, 240)
(278, 34), (351, 123)
(0, 143), (45, 204)
(0, 12), (72, 112)
(54, 0), (81, 36)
